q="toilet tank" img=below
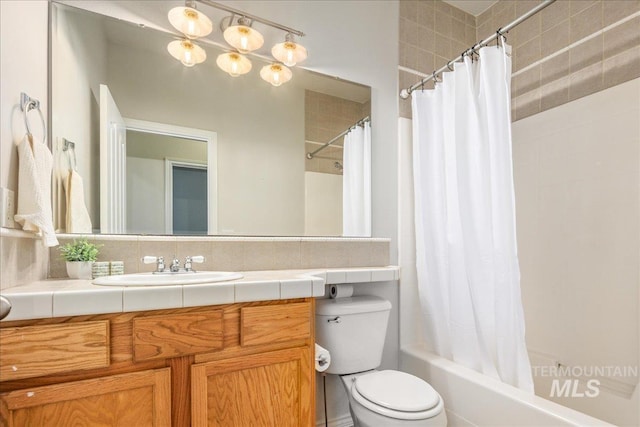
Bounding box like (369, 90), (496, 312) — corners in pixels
(315, 296), (392, 375)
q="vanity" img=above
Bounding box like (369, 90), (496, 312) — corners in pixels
(0, 266), (398, 426)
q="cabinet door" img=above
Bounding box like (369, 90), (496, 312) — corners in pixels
(192, 347), (313, 427)
(0, 368), (171, 427)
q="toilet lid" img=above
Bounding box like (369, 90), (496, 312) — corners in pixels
(354, 370), (440, 412)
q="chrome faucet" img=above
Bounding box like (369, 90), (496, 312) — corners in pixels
(170, 256), (181, 273)
(142, 255), (205, 274)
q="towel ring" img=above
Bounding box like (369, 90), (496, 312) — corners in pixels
(20, 92), (46, 143)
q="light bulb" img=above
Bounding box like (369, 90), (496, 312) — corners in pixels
(183, 49), (194, 67)
(186, 16), (197, 36)
(240, 33), (249, 51)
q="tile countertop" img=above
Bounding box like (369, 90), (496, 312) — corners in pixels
(0, 266), (399, 321)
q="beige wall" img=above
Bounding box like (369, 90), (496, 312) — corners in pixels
(0, 1), (49, 192)
(512, 77), (639, 426)
(0, 1), (50, 290)
(304, 171), (342, 236)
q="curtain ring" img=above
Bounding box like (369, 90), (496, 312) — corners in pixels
(432, 71), (439, 83)
(446, 60), (454, 71)
(472, 47), (479, 61)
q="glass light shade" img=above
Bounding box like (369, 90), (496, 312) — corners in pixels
(260, 63), (292, 87)
(168, 6), (213, 39)
(271, 41), (307, 67)
(167, 39), (206, 67)
(216, 52), (252, 77)
(223, 25), (264, 53)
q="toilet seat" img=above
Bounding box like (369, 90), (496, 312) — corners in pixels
(350, 370), (444, 421)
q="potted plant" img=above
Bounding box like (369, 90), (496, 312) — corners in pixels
(59, 238), (101, 279)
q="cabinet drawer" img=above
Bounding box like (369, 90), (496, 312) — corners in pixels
(0, 321), (110, 381)
(133, 310), (224, 361)
(241, 302), (311, 347)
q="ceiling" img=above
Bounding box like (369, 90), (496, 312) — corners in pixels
(443, 0), (499, 16)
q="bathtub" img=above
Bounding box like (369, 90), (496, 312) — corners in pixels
(400, 345), (614, 427)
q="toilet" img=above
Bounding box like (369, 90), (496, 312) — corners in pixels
(316, 296), (447, 427)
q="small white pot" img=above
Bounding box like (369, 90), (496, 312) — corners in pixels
(66, 261), (94, 280)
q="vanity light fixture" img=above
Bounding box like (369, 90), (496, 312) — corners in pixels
(271, 33), (307, 67)
(166, 0), (306, 86)
(168, 1), (213, 39)
(223, 16), (264, 54)
(216, 51), (252, 77)
(260, 62), (292, 87)
(167, 39), (207, 67)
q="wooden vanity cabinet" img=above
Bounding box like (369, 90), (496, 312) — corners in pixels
(0, 298), (315, 427)
(0, 368), (171, 426)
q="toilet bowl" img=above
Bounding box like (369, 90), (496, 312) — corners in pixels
(315, 296), (447, 427)
(341, 370), (447, 427)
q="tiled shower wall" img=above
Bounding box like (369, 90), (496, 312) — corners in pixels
(398, 0), (477, 117)
(399, 0), (640, 121)
(305, 90), (370, 175)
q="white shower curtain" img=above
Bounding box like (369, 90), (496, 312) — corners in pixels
(411, 43), (533, 391)
(342, 121), (371, 236)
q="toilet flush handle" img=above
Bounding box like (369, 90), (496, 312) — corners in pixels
(327, 316), (341, 323)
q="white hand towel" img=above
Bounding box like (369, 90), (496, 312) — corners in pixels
(63, 169), (92, 233)
(14, 135), (59, 247)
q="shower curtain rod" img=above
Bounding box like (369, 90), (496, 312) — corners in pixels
(399, 0), (556, 99)
(306, 116), (370, 159)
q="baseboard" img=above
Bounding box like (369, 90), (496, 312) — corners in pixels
(316, 414), (353, 427)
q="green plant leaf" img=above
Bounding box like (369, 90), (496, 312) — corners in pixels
(58, 238), (101, 262)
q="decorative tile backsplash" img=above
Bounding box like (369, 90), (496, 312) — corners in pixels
(0, 230), (49, 289)
(48, 235), (391, 279)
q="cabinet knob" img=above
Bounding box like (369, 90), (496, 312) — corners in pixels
(0, 295), (11, 320)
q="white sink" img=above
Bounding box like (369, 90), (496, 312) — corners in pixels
(93, 271), (243, 286)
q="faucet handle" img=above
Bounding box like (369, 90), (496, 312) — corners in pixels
(184, 255), (205, 272)
(142, 256), (165, 273)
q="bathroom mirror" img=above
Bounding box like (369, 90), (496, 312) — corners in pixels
(50, 2), (371, 237)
